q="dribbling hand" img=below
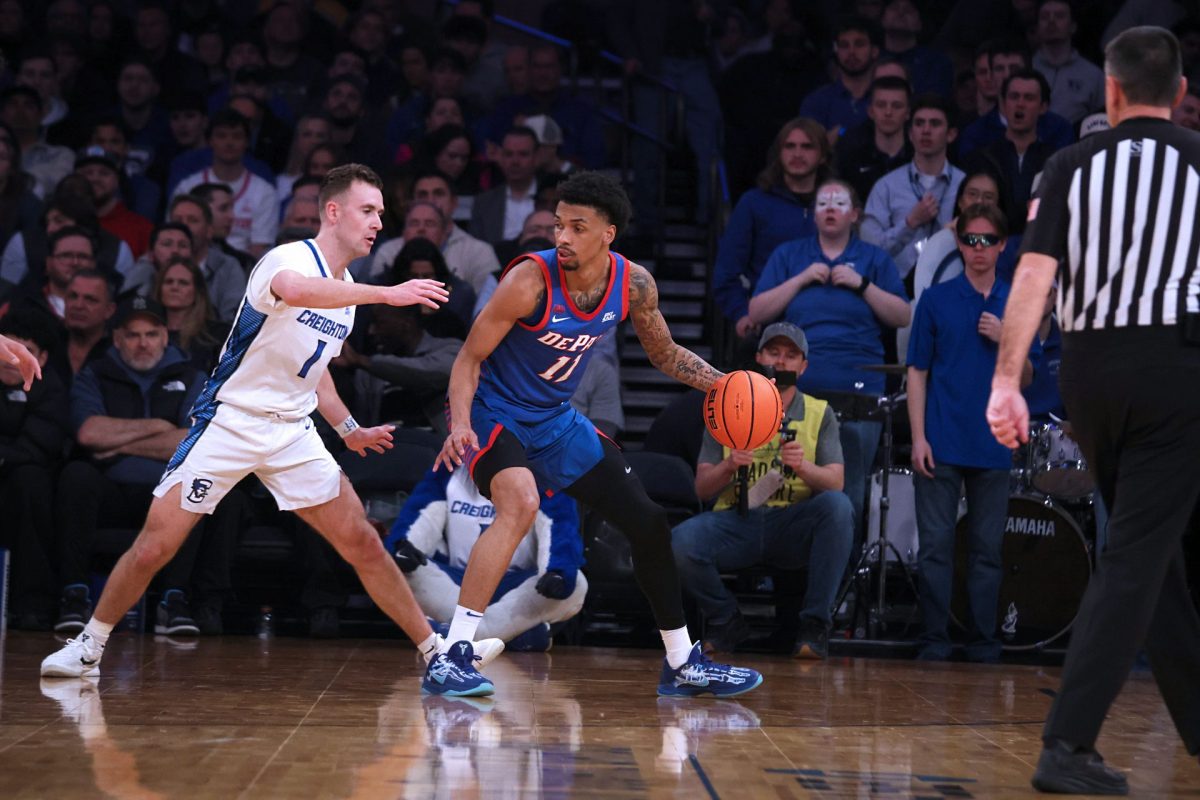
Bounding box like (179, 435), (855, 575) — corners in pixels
(436, 424), (479, 472)
(384, 278), (450, 310)
(986, 385), (1029, 449)
(345, 423), (395, 456)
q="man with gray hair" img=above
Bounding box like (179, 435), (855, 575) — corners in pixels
(990, 26), (1200, 795)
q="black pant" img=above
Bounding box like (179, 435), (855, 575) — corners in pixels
(1047, 327), (1200, 753)
(0, 463), (57, 615)
(54, 460), (205, 597)
(563, 438), (686, 631)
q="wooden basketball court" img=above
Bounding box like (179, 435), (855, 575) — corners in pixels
(1, 631), (1196, 798)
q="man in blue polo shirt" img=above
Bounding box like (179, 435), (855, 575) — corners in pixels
(907, 203), (1036, 663)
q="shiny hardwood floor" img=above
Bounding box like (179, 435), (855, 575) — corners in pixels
(1, 631), (1197, 799)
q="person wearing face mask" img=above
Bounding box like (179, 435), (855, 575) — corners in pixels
(906, 203), (1037, 663)
(748, 178), (910, 542)
(672, 322), (853, 660)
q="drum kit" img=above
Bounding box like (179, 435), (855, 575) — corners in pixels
(836, 365), (1096, 651)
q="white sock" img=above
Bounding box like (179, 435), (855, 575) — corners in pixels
(660, 626), (694, 669)
(446, 605), (484, 647)
(418, 633), (439, 663)
(82, 619), (113, 648)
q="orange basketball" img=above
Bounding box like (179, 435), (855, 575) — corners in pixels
(703, 370), (784, 451)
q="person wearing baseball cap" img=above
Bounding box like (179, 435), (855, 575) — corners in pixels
(52, 290), (216, 637)
(524, 113), (573, 178)
(671, 320), (854, 660)
(75, 144), (154, 259)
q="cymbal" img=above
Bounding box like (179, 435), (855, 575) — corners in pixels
(857, 363), (908, 375)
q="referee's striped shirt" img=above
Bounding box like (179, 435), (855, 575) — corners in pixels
(1022, 117), (1200, 332)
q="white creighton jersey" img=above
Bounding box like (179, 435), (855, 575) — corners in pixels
(196, 239), (354, 420)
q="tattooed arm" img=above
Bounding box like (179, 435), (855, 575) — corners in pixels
(628, 262), (724, 391)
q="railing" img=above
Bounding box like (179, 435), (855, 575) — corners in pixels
(705, 154), (738, 369)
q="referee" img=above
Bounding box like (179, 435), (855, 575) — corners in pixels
(988, 26), (1200, 796)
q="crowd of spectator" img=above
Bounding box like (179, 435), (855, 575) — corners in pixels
(0, 0), (1193, 659)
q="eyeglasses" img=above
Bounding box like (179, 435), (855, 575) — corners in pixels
(959, 232), (1001, 248)
(51, 251), (95, 262)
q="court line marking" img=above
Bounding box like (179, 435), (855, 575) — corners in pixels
(689, 754), (721, 800)
(237, 642), (358, 800)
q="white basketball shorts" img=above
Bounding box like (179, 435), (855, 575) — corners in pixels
(154, 403), (342, 514)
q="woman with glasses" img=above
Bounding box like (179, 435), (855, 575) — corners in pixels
(905, 203), (1036, 663)
(748, 176), (911, 542)
(910, 170), (1023, 305)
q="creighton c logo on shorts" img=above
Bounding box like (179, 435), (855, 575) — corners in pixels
(187, 478), (214, 503)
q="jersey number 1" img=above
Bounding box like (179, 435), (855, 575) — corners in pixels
(298, 340), (327, 378)
(538, 354), (582, 383)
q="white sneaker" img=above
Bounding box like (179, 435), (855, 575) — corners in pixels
(434, 634), (504, 667)
(41, 633), (104, 678)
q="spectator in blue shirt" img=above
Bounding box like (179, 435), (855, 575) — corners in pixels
(387, 465), (586, 652)
(964, 70), (1058, 234)
(879, 0), (954, 100)
(750, 177), (910, 537)
(712, 117), (830, 346)
(957, 46), (1075, 159)
(906, 204), (1036, 663)
(862, 93), (965, 278)
(800, 17), (881, 138)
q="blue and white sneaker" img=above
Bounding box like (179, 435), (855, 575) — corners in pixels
(657, 642), (763, 698)
(422, 640), (495, 697)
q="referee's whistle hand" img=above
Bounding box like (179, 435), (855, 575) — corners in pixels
(986, 387), (1029, 449)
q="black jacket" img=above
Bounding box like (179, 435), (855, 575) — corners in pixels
(0, 368), (69, 469)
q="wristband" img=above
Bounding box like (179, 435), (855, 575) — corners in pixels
(336, 415), (360, 438)
(854, 276), (871, 296)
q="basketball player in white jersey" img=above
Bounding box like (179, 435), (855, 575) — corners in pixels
(42, 164), (503, 679)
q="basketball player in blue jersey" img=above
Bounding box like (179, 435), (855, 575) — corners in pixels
(42, 164), (506, 682)
(429, 171), (764, 698)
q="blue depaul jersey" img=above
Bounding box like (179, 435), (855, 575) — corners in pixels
(477, 248), (629, 421)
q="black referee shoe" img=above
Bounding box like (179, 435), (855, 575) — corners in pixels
(1032, 739), (1128, 795)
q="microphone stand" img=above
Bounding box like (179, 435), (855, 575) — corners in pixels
(737, 466), (749, 517)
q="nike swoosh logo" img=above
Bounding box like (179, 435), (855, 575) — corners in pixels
(551, 315), (570, 323)
(465, 611), (483, 618)
(80, 657), (97, 666)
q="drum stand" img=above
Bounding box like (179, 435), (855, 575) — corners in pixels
(835, 390), (920, 640)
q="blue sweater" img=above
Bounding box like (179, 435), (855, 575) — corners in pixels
(712, 186), (816, 323)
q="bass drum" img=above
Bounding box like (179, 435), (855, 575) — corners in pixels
(952, 494), (1091, 650)
(867, 468), (919, 564)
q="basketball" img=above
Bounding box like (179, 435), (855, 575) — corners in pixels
(703, 370), (783, 450)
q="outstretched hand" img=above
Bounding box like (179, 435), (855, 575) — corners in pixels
(435, 424), (479, 472)
(344, 423), (395, 456)
(383, 278), (450, 310)
(0, 334), (41, 390)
